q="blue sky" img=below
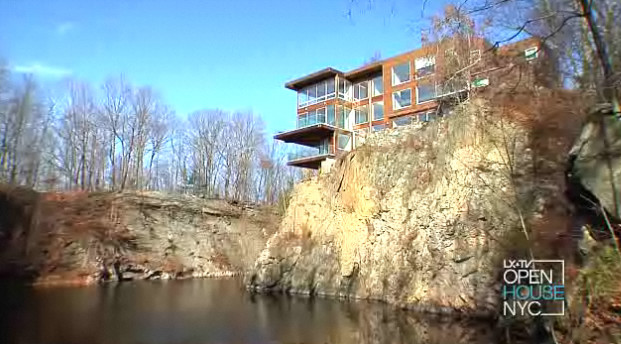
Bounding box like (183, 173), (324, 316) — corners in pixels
(0, 0), (449, 135)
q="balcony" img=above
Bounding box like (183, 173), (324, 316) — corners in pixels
(287, 143), (334, 169)
(274, 111), (338, 148)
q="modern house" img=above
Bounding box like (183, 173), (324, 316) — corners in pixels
(275, 37), (550, 171)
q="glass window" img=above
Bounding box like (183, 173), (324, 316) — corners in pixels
(392, 89), (412, 110)
(392, 62), (410, 85)
(393, 116), (413, 127)
(372, 124), (386, 132)
(359, 81), (368, 99)
(316, 107), (326, 124)
(308, 86), (316, 102)
(316, 82), (326, 99)
(327, 78), (335, 96)
(338, 134), (350, 150)
(327, 105), (335, 126)
(338, 79), (352, 100)
(372, 75), (383, 96)
(306, 110), (315, 126)
(417, 83), (436, 103)
(355, 105), (369, 124)
(415, 56), (435, 78)
(353, 81), (368, 100)
(319, 138), (330, 155)
(372, 102), (384, 121)
(298, 113), (307, 127)
(337, 106), (350, 129)
(298, 91), (308, 106)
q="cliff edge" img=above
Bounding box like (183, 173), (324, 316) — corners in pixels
(248, 94), (583, 317)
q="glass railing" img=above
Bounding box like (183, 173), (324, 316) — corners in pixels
(288, 142), (333, 161)
(297, 112), (337, 128)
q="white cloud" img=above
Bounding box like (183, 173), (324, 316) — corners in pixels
(12, 63), (72, 77)
(56, 21), (76, 35)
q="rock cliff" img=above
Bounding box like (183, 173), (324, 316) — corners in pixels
(0, 189), (278, 285)
(248, 96), (582, 317)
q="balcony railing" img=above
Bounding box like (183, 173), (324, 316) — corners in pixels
(288, 144), (333, 161)
(297, 112), (336, 128)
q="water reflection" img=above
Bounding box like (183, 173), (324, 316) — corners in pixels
(0, 279), (497, 344)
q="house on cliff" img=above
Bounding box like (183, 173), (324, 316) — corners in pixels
(274, 36), (556, 172)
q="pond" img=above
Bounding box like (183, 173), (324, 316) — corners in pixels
(0, 278), (498, 344)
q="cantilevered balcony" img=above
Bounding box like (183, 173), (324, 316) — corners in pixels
(286, 142), (335, 169)
(274, 111), (338, 148)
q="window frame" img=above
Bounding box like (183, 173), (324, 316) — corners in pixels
(355, 104), (369, 125)
(415, 56), (435, 79)
(391, 62), (411, 86)
(416, 83), (436, 104)
(372, 124), (386, 132)
(353, 80), (369, 100)
(392, 88), (412, 110)
(337, 133), (351, 150)
(372, 75), (383, 96)
(372, 101), (384, 121)
(392, 115), (413, 127)
(298, 78), (337, 108)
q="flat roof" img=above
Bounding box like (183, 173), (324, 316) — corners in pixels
(284, 68), (343, 91)
(344, 61), (383, 81)
(274, 124), (337, 146)
(284, 37), (539, 91)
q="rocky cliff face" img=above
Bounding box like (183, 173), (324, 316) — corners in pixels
(248, 97), (580, 317)
(0, 189), (278, 285)
(568, 104), (621, 224)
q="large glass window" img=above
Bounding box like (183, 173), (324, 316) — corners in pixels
(392, 62), (410, 86)
(417, 110), (438, 122)
(327, 105), (335, 126)
(353, 81), (368, 100)
(298, 107), (335, 127)
(355, 105), (369, 124)
(316, 107), (326, 123)
(372, 75), (383, 96)
(319, 138), (330, 155)
(372, 124), (386, 132)
(308, 87), (316, 103)
(337, 105), (350, 129)
(338, 134), (351, 150)
(298, 113), (307, 127)
(392, 89), (412, 110)
(372, 102), (384, 121)
(317, 82), (326, 99)
(298, 79), (337, 108)
(415, 56), (435, 79)
(338, 79), (352, 100)
(393, 116), (413, 127)
(417, 83), (436, 103)
(327, 78), (335, 95)
(298, 91), (308, 106)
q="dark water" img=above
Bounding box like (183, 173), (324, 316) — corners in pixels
(0, 278), (498, 344)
